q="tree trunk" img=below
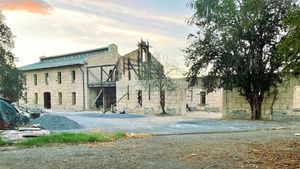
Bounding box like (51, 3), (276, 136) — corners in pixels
(160, 89), (166, 114)
(249, 92), (264, 120)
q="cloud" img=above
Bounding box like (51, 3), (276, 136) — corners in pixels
(0, 0), (52, 14)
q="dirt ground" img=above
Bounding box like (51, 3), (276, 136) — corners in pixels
(0, 129), (299, 169)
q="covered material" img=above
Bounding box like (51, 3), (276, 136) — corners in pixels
(0, 98), (29, 129)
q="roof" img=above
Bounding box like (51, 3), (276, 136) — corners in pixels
(20, 46), (109, 71)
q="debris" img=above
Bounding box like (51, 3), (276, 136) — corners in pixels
(295, 133), (300, 136)
(2, 128), (50, 141)
(191, 153), (197, 156)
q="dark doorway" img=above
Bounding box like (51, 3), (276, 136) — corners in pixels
(44, 92), (51, 109)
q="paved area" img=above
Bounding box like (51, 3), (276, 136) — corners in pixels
(50, 112), (300, 134)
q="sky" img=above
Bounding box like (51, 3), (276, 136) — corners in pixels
(0, 0), (195, 77)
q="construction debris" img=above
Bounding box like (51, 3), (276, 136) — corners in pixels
(1, 127), (50, 141)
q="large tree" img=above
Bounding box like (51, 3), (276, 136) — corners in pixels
(0, 12), (25, 101)
(278, 8), (300, 75)
(185, 0), (298, 120)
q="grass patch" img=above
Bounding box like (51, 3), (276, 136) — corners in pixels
(0, 132), (126, 147)
(0, 137), (11, 146)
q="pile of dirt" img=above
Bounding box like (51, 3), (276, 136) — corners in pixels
(30, 114), (83, 130)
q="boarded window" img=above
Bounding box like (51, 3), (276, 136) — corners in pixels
(33, 74), (37, 85)
(138, 90), (142, 106)
(58, 92), (62, 105)
(34, 93), (38, 104)
(57, 72), (62, 84)
(71, 70), (75, 83)
(200, 92), (206, 105)
(45, 73), (49, 85)
(72, 92), (76, 105)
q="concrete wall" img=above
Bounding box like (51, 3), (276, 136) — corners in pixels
(116, 79), (187, 115)
(223, 78), (300, 120)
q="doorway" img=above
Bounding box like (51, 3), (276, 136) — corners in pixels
(44, 92), (51, 109)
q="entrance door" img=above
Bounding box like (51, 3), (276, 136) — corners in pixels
(44, 92), (51, 109)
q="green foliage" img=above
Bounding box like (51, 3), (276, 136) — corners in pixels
(277, 8), (300, 75)
(0, 137), (11, 146)
(14, 132), (126, 147)
(0, 12), (25, 101)
(185, 0), (298, 120)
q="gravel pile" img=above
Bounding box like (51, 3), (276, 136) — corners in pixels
(30, 114), (83, 130)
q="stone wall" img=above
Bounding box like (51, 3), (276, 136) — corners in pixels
(21, 65), (85, 111)
(116, 79), (187, 115)
(223, 78), (300, 120)
(187, 88), (223, 112)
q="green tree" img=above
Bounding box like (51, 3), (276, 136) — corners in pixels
(278, 8), (300, 75)
(185, 0), (298, 120)
(0, 12), (25, 101)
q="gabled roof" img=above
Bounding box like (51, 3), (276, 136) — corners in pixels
(20, 46), (109, 71)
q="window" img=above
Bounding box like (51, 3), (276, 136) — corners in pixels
(72, 92), (76, 105)
(24, 92), (28, 104)
(24, 75), (27, 86)
(200, 92), (206, 105)
(45, 73), (49, 85)
(148, 84), (151, 100)
(33, 74), (37, 85)
(138, 90), (142, 106)
(58, 92), (62, 105)
(127, 85), (130, 100)
(71, 70), (76, 83)
(34, 93), (38, 104)
(57, 72), (62, 84)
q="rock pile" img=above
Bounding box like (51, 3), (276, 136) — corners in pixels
(30, 114), (82, 130)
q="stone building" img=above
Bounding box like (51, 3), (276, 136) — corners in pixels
(19, 41), (191, 114)
(20, 44), (119, 111)
(223, 78), (300, 120)
(116, 41), (187, 115)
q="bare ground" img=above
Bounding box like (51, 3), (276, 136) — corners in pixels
(0, 129), (299, 169)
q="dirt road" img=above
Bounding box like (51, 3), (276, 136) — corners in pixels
(0, 129), (299, 169)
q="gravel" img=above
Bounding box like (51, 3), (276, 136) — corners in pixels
(30, 114), (83, 130)
(0, 129), (299, 169)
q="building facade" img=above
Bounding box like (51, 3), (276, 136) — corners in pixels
(20, 44), (119, 111)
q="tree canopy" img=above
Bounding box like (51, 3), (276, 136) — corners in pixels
(0, 12), (25, 101)
(185, 0), (299, 119)
(278, 8), (300, 75)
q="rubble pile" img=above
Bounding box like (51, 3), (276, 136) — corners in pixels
(17, 105), (48, 119)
